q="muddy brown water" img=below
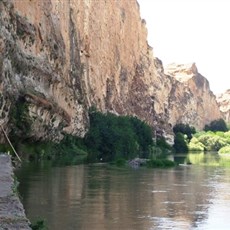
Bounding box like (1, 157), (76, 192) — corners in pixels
(16, 153), (230, 230)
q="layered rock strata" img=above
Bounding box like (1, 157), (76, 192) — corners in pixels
(0, 0), (223, 144)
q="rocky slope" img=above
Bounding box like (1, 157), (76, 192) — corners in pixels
(217, 90), (230, 123)
(0, 0), (222, 145)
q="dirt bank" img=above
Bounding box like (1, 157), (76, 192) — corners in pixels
(0, 154), (31, 229)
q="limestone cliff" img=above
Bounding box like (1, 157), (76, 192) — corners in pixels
(0, 0), (223, 145)
(217, 90), (230, 123)
(165, 63), (222, 130)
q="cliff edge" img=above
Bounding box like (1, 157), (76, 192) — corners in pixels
(165, 63), (222, 129)
(0, 0), (222, 145)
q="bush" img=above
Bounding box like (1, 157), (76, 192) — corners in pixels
(188, 137), (205, 151)
(9, 96), (32, 141)
(30, 219), (47, 230)
(147, 159), (176, 168)
(224, 131), (230, 144)
(218, 146), (230, 154)
(114, 158), (126, 167)
(198, 133), (228, 151)
(156, 137), (173, 152)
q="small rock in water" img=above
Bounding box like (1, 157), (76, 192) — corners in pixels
(128, 158), (147, 168)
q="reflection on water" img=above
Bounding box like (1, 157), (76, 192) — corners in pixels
(16, 153), (230, 230)
(175, 152), (230, 167)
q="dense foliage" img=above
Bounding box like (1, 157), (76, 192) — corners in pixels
(173, 132), (189, 153)
(173, 123), (196, 140)
(9, 96), (32, 141)
(204, 118), (228, 132)
(218, 146), (230, 154)
(147, 159), (176, 168)
(172, 123), (195, 153)
(85, 109), (153, 162)
(190, 131), (230, 153)
(173, 120), (230, 154)
(8, 108), (167, 164)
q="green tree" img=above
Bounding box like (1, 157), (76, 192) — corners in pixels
(173, 123), (196, 140)
(129, 116), (153, 158)
(85, 110), (153, 162)
(173, 132), (188, 153)
(204, 119), (228, 132)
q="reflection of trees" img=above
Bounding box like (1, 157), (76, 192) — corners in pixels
(17, 163), (86, 229)
(174, 155), (187, 164)
(187, 152), (230, 166)
(17, 160), (230, 229)
(78, 166), (215, 229)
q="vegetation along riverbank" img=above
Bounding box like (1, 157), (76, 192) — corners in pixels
(3, 109), (230, 168)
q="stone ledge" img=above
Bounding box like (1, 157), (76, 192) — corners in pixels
(0, 154), (31, 230)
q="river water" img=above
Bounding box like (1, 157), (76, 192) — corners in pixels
(16, 153), (230, 230)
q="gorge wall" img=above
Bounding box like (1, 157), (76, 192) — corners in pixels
(165, 63), (222, 130)
(0, 0), (222, 145)
(217, 90), (230, 123)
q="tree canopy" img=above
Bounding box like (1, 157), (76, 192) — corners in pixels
(85, 110), (153, 162)
(204, 119), (228, 132)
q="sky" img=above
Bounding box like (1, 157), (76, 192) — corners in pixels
(138, 0), (230, 95)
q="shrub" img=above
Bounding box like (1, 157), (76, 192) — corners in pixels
(156, 137), (173, 152)
(147, 159), (176, 168)
(224, 131), (230, 144)
(114, 158), (126, 167)
(198, 133), (228, 151)
(188, 137), (205, 151)
(218, 146), (230, 154)
(30, 219), (47, 230)
(9, 96), (32, 141)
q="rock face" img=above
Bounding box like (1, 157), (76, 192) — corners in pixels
(165, 63), (222, 130)
(217, 90), (230, 123)
(0, 0), (223, 144)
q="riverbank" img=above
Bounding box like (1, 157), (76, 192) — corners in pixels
(0, 154), (31, 229)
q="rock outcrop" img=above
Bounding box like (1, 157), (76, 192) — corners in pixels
(0, 0), (223, 145)
(165, 63), (222, 130)
(217, 90), (230, 123)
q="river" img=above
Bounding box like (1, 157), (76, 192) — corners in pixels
(16, 152), (230, 230)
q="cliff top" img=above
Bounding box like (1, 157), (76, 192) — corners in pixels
(217, 90), (230, 112)
(165, 62), (198, 82)
(217, 89), (230, 101)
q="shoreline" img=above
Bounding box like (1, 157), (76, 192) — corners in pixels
(0, 154), (31, 229)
